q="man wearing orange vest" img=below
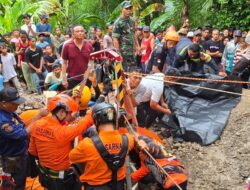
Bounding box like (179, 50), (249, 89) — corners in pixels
(131, 136), (188, 190)
(69, 102), (147, 190)
(29, 94), (94, 190)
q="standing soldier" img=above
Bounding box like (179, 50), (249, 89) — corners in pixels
(28, 94), (94, 190)
(112, 1), (138, 71)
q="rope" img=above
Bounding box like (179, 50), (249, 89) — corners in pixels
(21, 73), (86, 94)
(124, 72), (249, 97)
(123, 116), (183, 190)
(124, 72), (250, 84)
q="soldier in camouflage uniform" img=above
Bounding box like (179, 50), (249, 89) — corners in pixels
(112, 1), (138, 71)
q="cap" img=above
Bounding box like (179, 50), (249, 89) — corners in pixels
(40, 14), (49, 19)
(187, 31), (194, 38)
(234, 30), (242, 37)
(143, 26), (150, 32)
(122, 1), (132, 9)
(23, 14), (31, 19)
(194, 30), (201, 36)
(0, 87), (26, 104)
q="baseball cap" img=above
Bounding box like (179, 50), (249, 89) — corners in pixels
(0, 87), (26, 104)
(143, 26), (150, 32)
(194, 30), (202, 36)
(40, 14), (49, 19)
(187, 31), (194, 38)
(233, 30), (242, 37)
(122, 1), (132, 9)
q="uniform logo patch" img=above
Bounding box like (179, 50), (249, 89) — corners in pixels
(12, 117), (19, 125)
(106, 108), (114, 120)
(1, 123), (13, 133)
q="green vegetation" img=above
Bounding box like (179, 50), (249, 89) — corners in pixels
(0, 0), (249, 34)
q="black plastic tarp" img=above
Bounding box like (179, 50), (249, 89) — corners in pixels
(160, 72), (242, 145)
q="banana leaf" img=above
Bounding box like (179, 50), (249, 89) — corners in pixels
(81, 15), (106, 29)
(150, 12), (172, 31)
(140, 3), (165, 18)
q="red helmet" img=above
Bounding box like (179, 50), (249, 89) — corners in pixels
(47, 94), (78, 112)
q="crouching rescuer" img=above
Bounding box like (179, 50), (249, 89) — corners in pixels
(28, 94), (94, 190)
(69, 102), (147, 190)
(131, 136), (188, 190)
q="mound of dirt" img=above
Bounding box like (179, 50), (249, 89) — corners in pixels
(153, 90), (250, 190)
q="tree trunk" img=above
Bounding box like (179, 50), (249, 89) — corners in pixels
(181, 0), (189, 25)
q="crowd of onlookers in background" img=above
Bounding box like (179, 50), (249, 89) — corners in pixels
(0, 12), (250, 97)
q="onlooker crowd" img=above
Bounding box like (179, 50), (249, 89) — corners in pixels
(0, 9), (250, 97)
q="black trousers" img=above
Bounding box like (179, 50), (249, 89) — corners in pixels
(11, 153), (28, 190)
(137, 101), (163, 128)
(83, 180), (126, 190)
(39, 172), (81, 190)
(68, 78), (81, 90)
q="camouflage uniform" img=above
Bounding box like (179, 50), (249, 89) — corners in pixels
(112, 16), (135, 71)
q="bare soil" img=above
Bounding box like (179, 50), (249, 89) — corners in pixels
(152, 90), (250, 190)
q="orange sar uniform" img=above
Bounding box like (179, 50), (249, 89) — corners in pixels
(29, 113), (93, 171)
(69, 130), (134, 185)
(131, 152), (187, 189)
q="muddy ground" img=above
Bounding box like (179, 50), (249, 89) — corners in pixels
(152, 90), (250, 190)
(19, 90), (250, 190)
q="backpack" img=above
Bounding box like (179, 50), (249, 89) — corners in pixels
(91, 134), (129, 190)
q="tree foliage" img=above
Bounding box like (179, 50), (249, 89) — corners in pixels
(0, 0), (249, 34)
(206, 0), (250, 31)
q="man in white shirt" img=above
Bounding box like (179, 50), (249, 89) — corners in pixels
(136, 66), (171, 127)
(103, 24), (114, 50)
(0, 44), (23, 94)
(123, 66), (146, 111)
(45, 64), (64, 91)
(21, 14), (36, 38)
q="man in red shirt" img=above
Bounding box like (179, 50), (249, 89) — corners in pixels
(140, 26), (155, 72)
(62, 25), (93, 89)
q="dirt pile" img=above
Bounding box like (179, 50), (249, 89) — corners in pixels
(153, 90), (250, 190)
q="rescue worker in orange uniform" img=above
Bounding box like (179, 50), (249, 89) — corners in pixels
(69, 102), (147, 190)
(28, 94), (94, 190)
(131, 136), (188, 190)
(117, 108), (187, 189)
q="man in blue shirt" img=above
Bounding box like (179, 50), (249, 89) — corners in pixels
(0, 87), (27, 190)
(36, 14), (52, 44)
(0, 87), (46, 190)
(36, 33), (49, 51)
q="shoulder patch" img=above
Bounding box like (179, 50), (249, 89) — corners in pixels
(1, 123), (13, 133)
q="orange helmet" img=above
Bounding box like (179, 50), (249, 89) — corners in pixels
(47, 94), (78, 112)
(164, 31), (180, 42)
